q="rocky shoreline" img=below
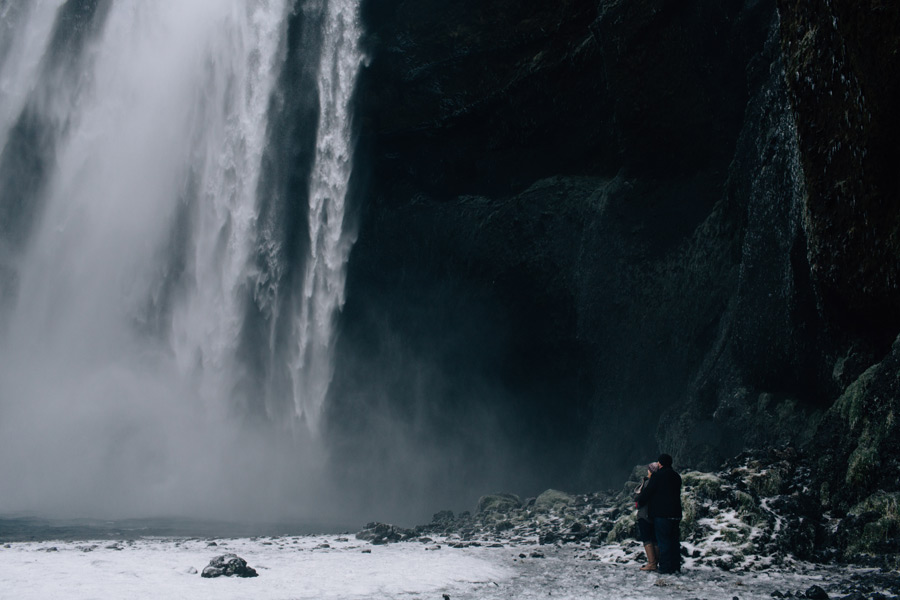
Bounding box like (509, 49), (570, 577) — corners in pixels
(357, 447), (900, 599)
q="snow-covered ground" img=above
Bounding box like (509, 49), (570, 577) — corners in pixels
(0, 534), (868, 599)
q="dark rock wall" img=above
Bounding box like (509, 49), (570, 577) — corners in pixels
(324, 0), (900, 516)
(775, 0), (900, 513)
(778, 0), (900, 344)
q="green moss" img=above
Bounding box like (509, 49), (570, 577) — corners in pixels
(476, 493), (521, 515)
(734, 490), (763, 520)
(682, 471), (727, 501)
(607, 513), (637, 544)
(847, 492), (900, 555)
(680, 495), (699, 537)
(722, 524), (752, 544)
(535, 489), (574, 512)
(846, 443), (880, 488)
(747, 470), (783, 497)
(831, 364), (878, 430)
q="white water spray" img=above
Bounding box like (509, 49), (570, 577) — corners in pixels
(291, 0), (364, 430)
(0, 0), (363, 519)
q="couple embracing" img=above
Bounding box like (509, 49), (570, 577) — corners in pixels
(634, 453), (682, 574)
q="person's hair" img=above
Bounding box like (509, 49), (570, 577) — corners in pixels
(648, 462), (660, 473)
(657, 453), (673, 468)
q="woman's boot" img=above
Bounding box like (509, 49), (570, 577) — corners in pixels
(640, 543), (658, 571)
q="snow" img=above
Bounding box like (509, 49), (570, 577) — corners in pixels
(0, 534), (866, 600)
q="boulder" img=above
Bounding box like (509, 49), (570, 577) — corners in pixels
(534, 489), (574, 512)
(475, 493), (521, 515)
(200, 554), (258, 578)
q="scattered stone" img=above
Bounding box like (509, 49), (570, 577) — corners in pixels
(355, 447), (900, 574)
(361, 549), (371, 554)
(206, 541), (218, 547)
(530, 551), (545, 558)
(200, 554), (258, 578)
(805, 585), (829, 599)
(185, 566), (198, 575)
(356, 522), (416, 545)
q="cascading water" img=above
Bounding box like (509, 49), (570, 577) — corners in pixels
(0, 0), (364, 519)
(291, 0), (363, 430)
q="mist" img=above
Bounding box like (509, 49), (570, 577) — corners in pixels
(0, 0), (365, 527)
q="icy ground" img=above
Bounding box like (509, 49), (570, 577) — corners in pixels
(0, 534), (874, 599)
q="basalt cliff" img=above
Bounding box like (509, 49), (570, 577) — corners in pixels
(322, 0), (900, 546)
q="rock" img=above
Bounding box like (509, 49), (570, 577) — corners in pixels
(539, 531), (559, 545)
(200, 554), (258, 578)
(534, 489), (574, 512)
(476, 493), (521, 514)
(805, 586), (829, 599)
(606, 513), (636, 544)
(356, 522), (416, 545)
(431, 510), (455, 525)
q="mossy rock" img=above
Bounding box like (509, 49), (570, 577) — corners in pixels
(845, 491), (900, 555)
(846, 443), (880, 489)
(606, 512), (637, 544)
(476, 493), (522, 515)
(831, 364), (878, 430)
(534, 489), (574, 512)
(680, 495), (700, 538)
(682, 471), (728, 501)
(721, 523), (752, 544)
(630, 463), (655, 481)
(747, 469), (783, 498)
(733, 489), (764, 519)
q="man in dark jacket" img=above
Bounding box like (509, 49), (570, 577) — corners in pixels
(636, 453), (682, 574)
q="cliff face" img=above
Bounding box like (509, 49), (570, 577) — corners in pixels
(775, 0), (900, 516)
(778, 0), (900, 342)
(324, 0), (900, 517)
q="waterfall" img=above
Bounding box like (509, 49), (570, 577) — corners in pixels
(291, 0), (363, 430)
(0, 0), (364, 518)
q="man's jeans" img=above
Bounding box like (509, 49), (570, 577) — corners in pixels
(653, 517), (681, 573)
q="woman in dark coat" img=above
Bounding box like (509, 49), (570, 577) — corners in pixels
(635, 462), (660, 571)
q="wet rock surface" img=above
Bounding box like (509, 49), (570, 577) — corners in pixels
(358, 447), (900, 590)
(200, 553), (258, 578)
